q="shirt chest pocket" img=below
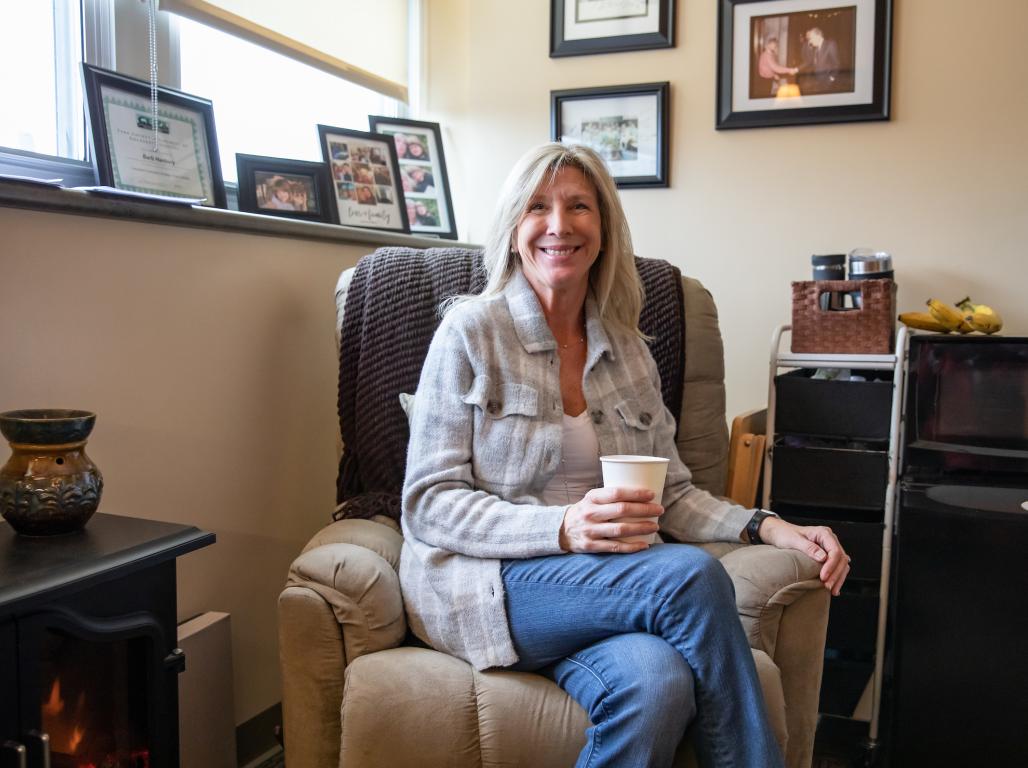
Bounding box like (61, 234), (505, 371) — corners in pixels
(613, 397), (660, 454)
(463, 377), (542, 487)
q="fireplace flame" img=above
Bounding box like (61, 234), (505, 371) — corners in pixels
(42, 676), (88, 754)
(43, 678), (65, 716)
(69, 724), (85, 753)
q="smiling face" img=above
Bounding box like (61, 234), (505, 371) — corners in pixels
(515, 165), (603, 299)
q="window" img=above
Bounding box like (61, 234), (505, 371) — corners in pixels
(0, 1), (85, 160)
(1, 1), (412, 190)
(176, 17), (399, 184)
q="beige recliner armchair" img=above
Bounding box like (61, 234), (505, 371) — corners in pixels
(279, 249), (829, 768)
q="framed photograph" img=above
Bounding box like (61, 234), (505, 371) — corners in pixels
(235, 155), (335, 223)
(368, 116), (458, 240)
(551, 0), (674, 57)
(716, 0), (892, 129)
(317, 125), (410, 233)
(81, 63), (226, 207)
(551, 82), (669, 188)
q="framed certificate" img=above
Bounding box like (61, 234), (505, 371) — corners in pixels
(81, 63), (226, 208)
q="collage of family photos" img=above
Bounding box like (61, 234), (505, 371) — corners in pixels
(369, 116), (458, 240)
(318, 125), (408, 233)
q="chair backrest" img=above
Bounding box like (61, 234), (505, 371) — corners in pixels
(335, 248), (729, 499)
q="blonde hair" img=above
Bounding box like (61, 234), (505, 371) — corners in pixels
(449, 142), (644, 337)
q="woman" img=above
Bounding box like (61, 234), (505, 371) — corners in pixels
(400, 143), (849, 768)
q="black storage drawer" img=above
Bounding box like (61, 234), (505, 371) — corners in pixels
(771, 442), (888, 509)
(774, 369), (894, 440)
(781, 516), (883, 581)
(826, 590), (879, 653)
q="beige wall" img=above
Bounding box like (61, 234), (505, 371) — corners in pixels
(426, 0), (1028, 419)
(0, 207), (370, 725)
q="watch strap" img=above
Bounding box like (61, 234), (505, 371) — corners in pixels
(745, 509), (778, 545)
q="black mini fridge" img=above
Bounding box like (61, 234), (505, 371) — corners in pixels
(885, 336), (1028, 767)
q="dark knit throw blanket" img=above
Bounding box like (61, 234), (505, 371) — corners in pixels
(334, 247), (686, 523)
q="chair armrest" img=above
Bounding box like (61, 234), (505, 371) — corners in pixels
(717, 544), (824, 658)
(301, 515), (403, 570)
(279, 517), (407, 768)
(286, 518), (407, 664)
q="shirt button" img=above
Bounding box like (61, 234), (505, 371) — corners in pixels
(487, 400), (501, 415)
(591, 410), (604, 424)
(640, 412), (653, 426)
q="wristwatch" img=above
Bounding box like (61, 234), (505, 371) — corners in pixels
(745, 509), (778, 545)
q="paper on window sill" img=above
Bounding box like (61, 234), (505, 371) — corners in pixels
(72, 185), (206, 206)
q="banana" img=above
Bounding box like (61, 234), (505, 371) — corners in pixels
(955, 297), (1004, 334)
(967, 310), (1003, 334)
(927, 298), (973, 333)
(898, 312), (951, 333)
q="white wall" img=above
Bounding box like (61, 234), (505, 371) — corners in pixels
(426, 0), (1028, 419)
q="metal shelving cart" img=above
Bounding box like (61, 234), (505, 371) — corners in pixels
(762, 323), (909, 761)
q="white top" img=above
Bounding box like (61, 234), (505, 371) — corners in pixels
(540, 411), (602, 507)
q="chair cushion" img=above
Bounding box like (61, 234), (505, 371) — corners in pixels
(339, 645), (786, 768)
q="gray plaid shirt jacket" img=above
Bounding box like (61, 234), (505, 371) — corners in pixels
(399, 268), (754, 670)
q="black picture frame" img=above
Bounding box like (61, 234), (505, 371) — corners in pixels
(551, 82), (669, 188)
(317, 125), (410, 234)
(235, 154), (336, 223)
(368, 116), (459, 240)
(551, 0), (674, 57)
(81, 63), (226, 207)
(716, 0), (892, 130)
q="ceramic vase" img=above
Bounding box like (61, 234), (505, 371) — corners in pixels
(0, 409), (104, 535)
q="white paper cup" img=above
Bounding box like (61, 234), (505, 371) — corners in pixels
(599, 455), (669, 544)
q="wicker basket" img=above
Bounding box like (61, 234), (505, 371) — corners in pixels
(791, 279), (897, 354)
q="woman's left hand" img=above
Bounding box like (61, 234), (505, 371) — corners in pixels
(757, 517), (851, 596)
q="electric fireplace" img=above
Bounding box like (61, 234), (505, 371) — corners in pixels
(1, 514), (214, 768)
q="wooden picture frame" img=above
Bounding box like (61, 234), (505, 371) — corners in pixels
(317, 125), (410, 233)
(235, 154), (336, 223)
(551, 82), (669, 188)
(81, 63), (226, 207)
(551, 0), (674, 57)
(368, 116), (458, 240)
(716, 0), (893, 129)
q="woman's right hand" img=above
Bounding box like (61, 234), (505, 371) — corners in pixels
(559, 488), (664, 553)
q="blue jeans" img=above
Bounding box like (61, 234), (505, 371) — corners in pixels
(501, 544), (784, 768)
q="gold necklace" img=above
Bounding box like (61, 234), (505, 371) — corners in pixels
(558, 337), (586, 350)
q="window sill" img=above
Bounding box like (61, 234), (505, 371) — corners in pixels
(0, 178), (476, 250)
